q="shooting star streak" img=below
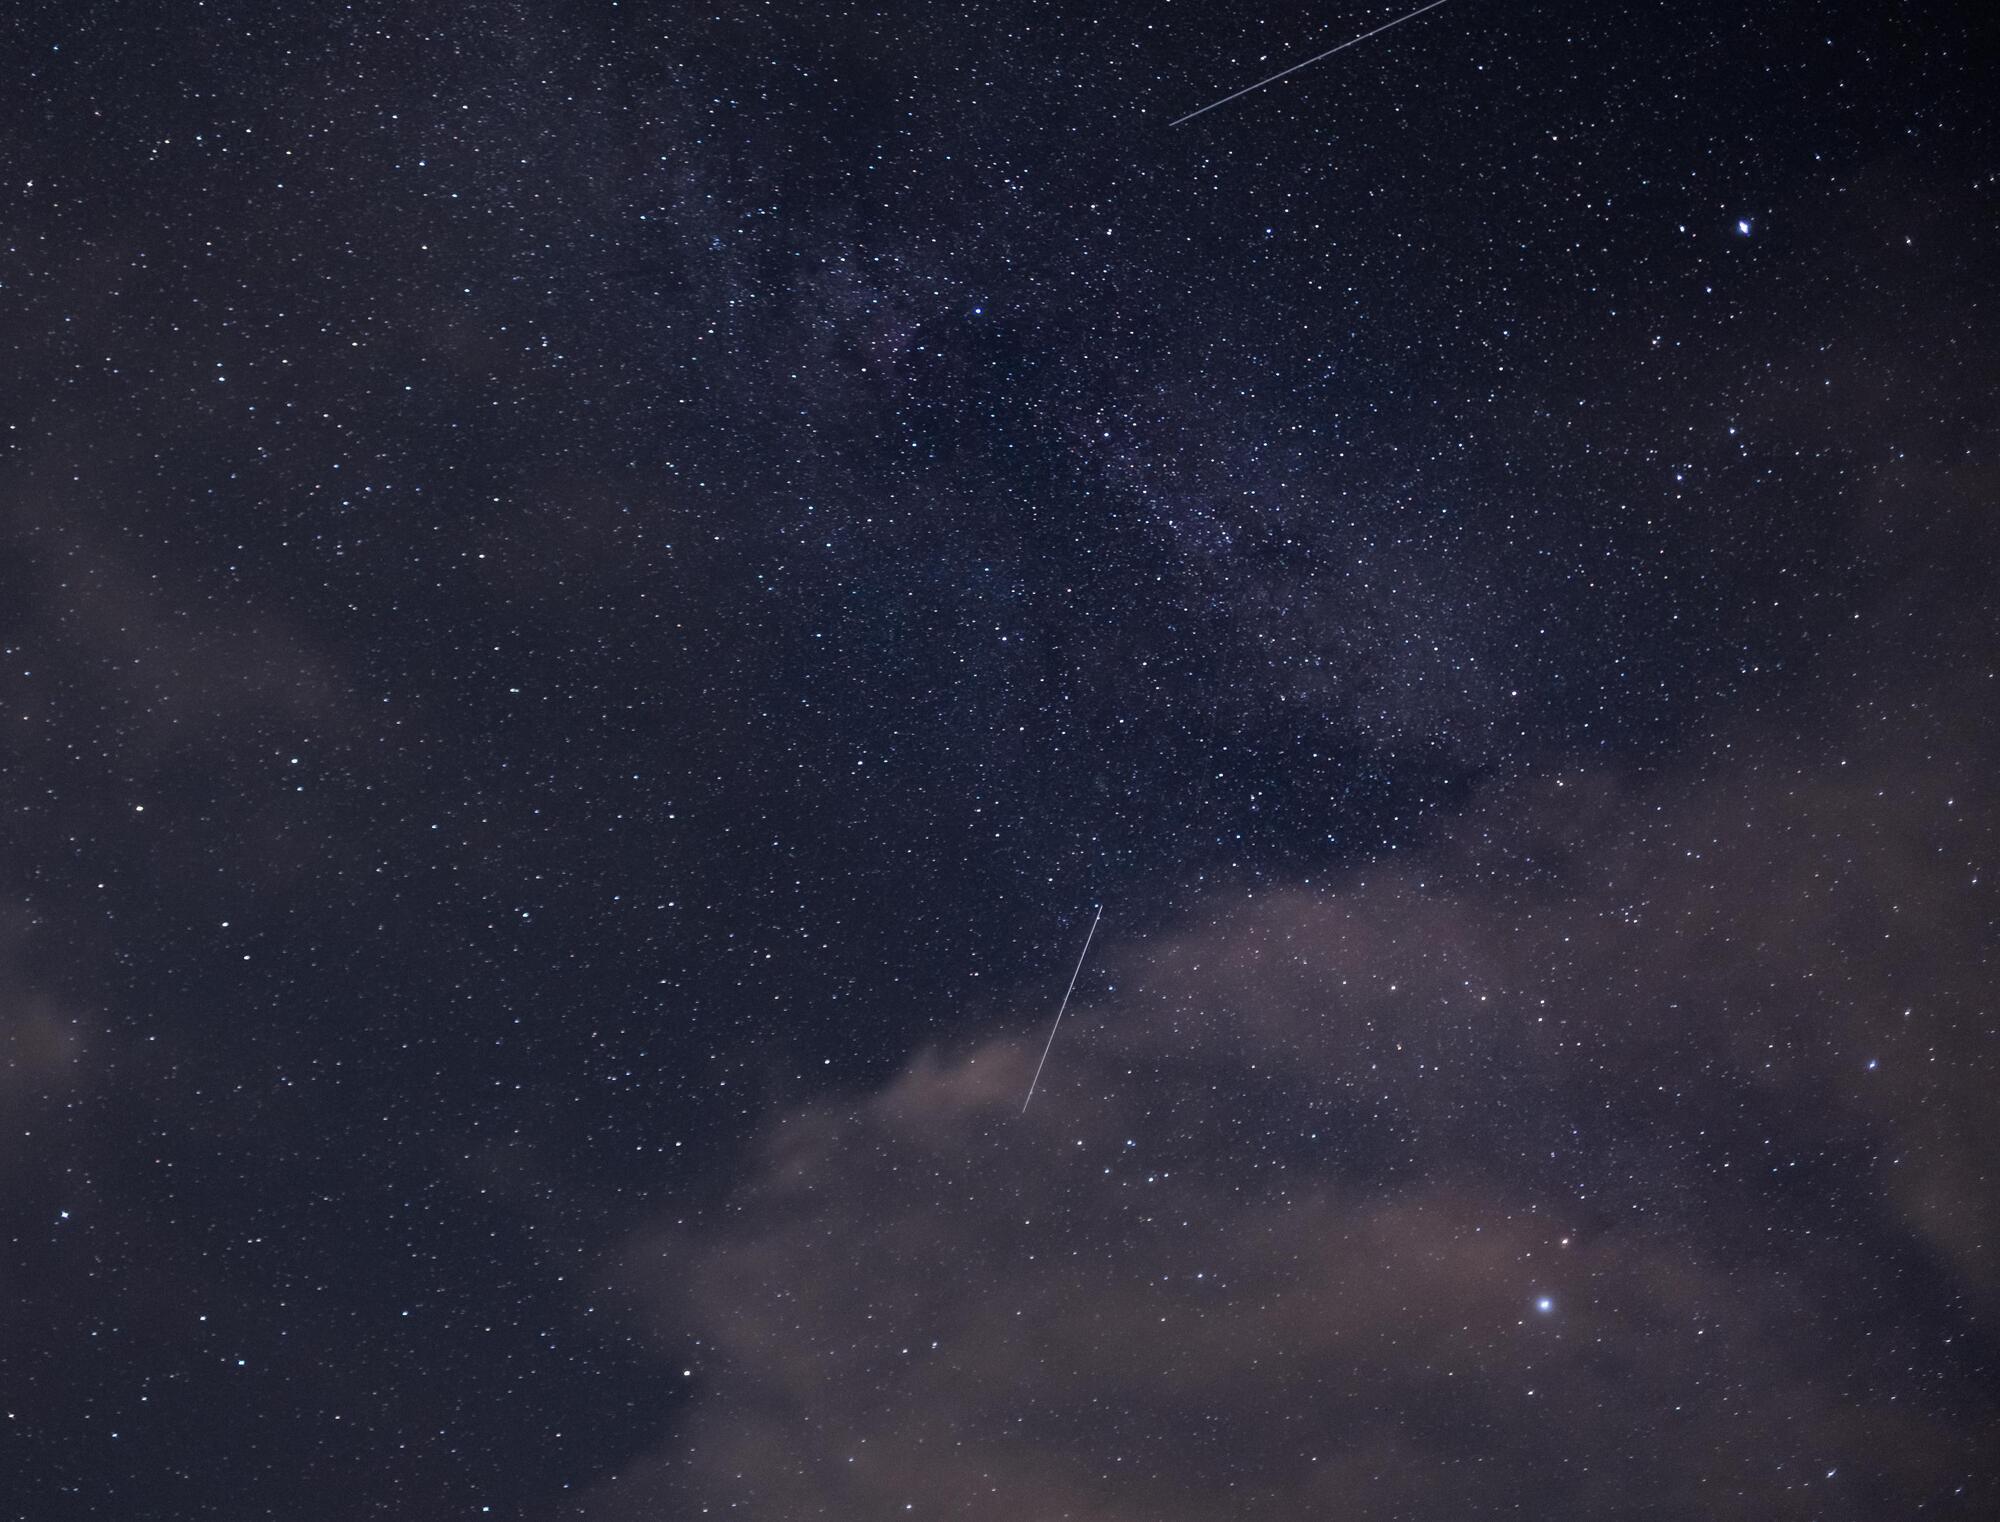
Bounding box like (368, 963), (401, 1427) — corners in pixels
(1170, 0), (1455, 127)
(1021, 904), (1103, 1114)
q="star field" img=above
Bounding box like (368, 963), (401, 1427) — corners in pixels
(4, 2), (1997, 1518)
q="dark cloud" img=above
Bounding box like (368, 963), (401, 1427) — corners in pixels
(0, 904), (84, 1135)
(588, 567), (1998, 1516)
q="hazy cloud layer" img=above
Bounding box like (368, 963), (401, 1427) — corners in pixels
(588, 622), (1998, 1518)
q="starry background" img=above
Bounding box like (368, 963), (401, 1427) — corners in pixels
(4, 0), (1998, 1516)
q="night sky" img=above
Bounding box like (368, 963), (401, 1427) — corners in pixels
(6, 1), (1999, 1517)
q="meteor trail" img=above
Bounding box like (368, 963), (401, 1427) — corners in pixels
(1170, 0), (1455, 127)
(1021, 904), (1102, 1114)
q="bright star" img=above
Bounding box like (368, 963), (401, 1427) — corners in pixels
(1535, 1297), (1554, 1313)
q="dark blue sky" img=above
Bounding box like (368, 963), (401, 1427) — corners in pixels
(6, 3), (1997, 1517)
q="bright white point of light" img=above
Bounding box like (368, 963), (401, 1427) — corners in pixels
(1536, 1297), (1555, 1313)
(1737, 219), (1753, 235)
(1867, 1059), (1879, 1070)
